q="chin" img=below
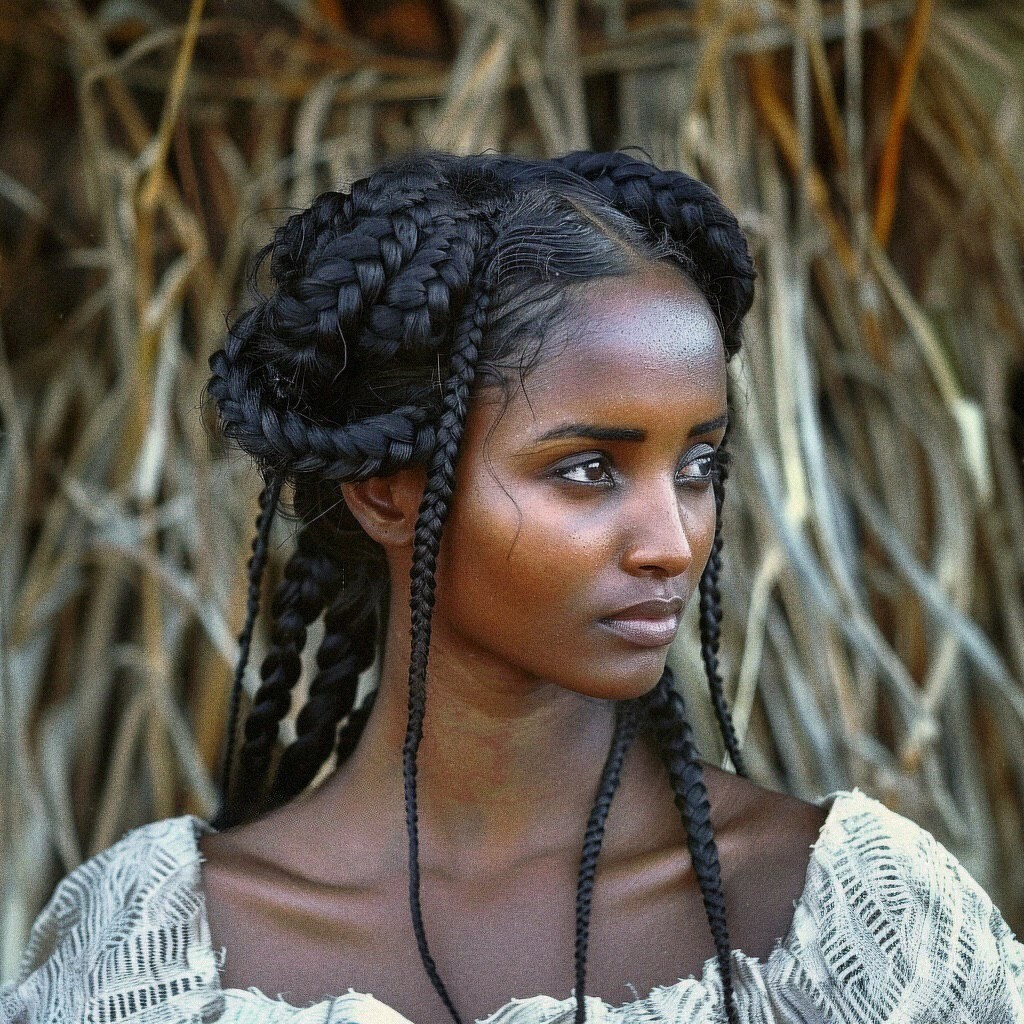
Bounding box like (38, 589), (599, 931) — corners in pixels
(558, 653), (668, 703)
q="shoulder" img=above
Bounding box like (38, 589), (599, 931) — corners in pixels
(699, 765), (830, 961)
(702, 762), (828, 844)
(782, 787), (1024, 1022)
(0, 815), (225, 1024)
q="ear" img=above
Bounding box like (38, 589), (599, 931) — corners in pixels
(340, 467), (427, 549)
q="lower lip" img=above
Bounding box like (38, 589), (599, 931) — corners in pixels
(597, 615), (681, 648)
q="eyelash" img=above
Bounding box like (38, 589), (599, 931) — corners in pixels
(551, 447), (720, 489)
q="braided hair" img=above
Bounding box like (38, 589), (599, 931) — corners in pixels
(206, 150), (756, 1024)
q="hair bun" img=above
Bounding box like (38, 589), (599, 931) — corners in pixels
(207, 313), (440, 481)
(207, 163), (498, 482)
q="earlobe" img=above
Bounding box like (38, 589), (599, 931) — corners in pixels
(340, 468), (425, 548)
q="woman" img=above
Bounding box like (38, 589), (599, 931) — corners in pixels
(2, 150), (1022, 1024)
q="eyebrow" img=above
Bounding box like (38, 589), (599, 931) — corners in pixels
(533, 412), (729, 445)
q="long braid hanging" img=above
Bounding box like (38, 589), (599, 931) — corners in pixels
(699, 435), (748, 778)
(572, 698), (646, 1024)
(230, 530), (344, 824)
(404, 252), (494, 1024)
(215, 471), (283, 828)
(645, 669), (742, 1024)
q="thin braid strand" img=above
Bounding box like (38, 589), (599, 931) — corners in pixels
(645, 670), (741, 1024)
(403, 262), (492, 1024)
(700, 440), (748, 778)
(572, 699), (646, 1024)
(216, 472), (283, 826)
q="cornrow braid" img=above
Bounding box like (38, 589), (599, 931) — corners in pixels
(267, 563), (384, 807)
(572, 698), (647, 1024)
(700, 436), (747, 778)
(644, 669), (741, 1024)
(214, 472), (283, 829)
(228, 526), (344, 824)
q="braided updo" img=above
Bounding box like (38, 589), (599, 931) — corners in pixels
(206, 150), (756, 1024)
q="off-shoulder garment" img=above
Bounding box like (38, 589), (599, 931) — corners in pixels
(2, 788), (1023, 1023)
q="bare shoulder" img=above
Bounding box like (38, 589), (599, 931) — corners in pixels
(194, 806), (357, 948)
(194, 808), (405, 1001)
(702, 761), (829, 841)
(702, 762), (830, 959)
(198, 791), (401, 888)
(195, 823), (280, 937)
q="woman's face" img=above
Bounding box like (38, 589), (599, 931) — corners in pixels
(433, 262), (728, 701)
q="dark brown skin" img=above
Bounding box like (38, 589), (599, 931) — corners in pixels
(198, 264), (829, 1024)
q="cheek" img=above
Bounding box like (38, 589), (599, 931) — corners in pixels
(436, 477), (611, 636)
(431, 465), (720, 695)
(691, 491), (719, 560)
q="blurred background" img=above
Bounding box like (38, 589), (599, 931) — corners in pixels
(2, 0), (1024, 978)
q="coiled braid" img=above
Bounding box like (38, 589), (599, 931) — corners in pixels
(206, 150), (758, 1024)
(207, 168), (487, 483)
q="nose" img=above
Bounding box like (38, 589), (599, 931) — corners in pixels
(621, 478), (695, 579)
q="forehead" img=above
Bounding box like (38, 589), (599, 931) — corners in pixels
(501, 268), (726, 428)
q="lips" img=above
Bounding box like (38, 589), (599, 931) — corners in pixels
(607, 597), (684, 620)
(598, 596), (684, 648)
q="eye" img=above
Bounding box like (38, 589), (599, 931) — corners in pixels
(552, 448), (720, 488)
(553, 456), (614, 486)
(676, 445), (719, 486)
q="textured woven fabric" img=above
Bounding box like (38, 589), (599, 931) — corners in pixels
(2, 788), (1022, 1024)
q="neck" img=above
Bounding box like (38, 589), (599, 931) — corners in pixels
(306, 598), (624, 879)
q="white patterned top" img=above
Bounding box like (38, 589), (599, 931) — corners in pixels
(1, 788), (1023, 1024)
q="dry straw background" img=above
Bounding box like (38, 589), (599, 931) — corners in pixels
(2, 0), (1024, 976)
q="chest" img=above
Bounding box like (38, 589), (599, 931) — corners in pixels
(202, 840), (789, 1024)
